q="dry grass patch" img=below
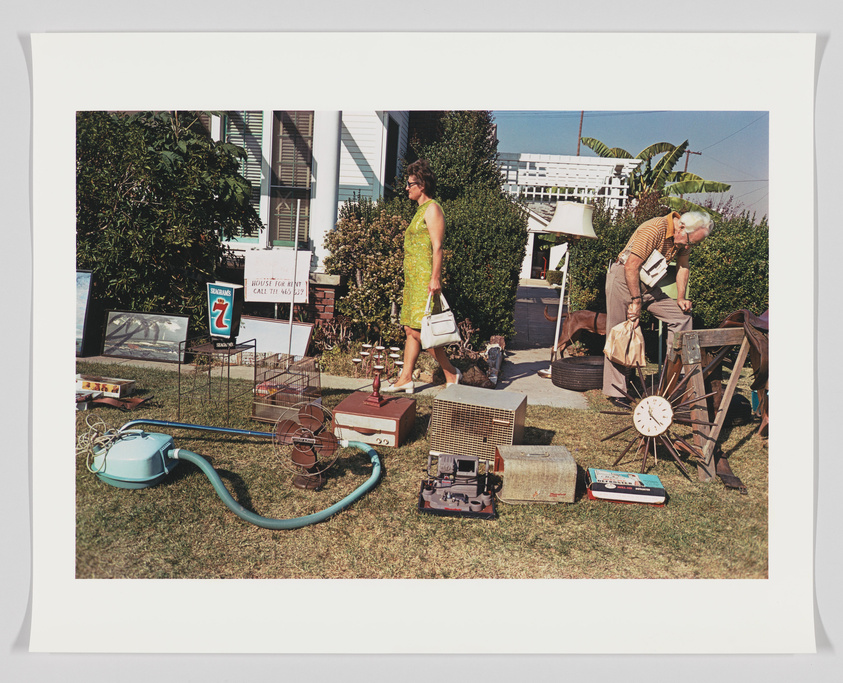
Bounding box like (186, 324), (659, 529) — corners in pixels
(76, 361), (768, 580)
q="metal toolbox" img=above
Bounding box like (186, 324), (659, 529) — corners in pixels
(428, 385), (526, 462)
(493, 445), (577, 504)
(332, 392), (416, 448)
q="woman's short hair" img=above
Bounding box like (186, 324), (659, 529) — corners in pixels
(406, 159), (437, 197)
(680, 211), (714, 239)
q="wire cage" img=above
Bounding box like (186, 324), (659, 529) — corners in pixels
(177, 336), (258, 426)
(252, 354), (322, 424)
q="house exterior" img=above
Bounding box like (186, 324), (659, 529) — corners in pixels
(212, 110), (409, 272)
(210, 113), (640, 314)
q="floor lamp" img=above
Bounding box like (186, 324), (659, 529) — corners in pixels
(538, 201), (597, 377)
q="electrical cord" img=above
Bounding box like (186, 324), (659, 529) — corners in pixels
(76, 414), (122, 474)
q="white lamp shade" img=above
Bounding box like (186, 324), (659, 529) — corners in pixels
(545, 201), (597, 239)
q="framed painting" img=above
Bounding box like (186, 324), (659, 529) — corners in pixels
(102, 310), (190, 363)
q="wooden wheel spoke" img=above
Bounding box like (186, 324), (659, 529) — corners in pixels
(672, 391), (718, 411)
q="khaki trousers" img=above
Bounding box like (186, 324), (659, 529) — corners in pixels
(602, 262), (692, 397)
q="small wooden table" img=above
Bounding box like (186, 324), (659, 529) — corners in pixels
(664, 327), (750, 482)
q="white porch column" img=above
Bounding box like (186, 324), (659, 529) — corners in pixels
(310, 111), (342, 272)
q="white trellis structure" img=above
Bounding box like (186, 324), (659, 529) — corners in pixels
(499, 152), (642, 211)
(500, 153), (643, 280)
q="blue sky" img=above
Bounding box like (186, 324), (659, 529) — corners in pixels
(492, 110), (769, 218)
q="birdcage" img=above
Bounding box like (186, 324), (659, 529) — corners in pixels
(251, 354), (321, 423)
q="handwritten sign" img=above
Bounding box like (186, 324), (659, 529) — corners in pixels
(244, 250), (311, 303)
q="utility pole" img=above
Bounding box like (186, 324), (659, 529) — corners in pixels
(576, 111), (584, 155)
(681, 150), (702, 200)
(684, 150), (701, 172)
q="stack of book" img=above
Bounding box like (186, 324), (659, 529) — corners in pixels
(586, 468), (667, 506)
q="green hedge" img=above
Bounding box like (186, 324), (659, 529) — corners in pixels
(323, 190), (527, 344)
(567, 195), (769, 331)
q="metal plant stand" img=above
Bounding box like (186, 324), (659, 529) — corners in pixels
(177, 336), (257, 426)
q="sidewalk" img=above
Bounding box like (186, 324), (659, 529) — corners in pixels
(79, 279), (591, 409)
(494, 279), (588, 409)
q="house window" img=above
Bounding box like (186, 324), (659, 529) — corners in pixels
(223, 111), (264, 238)
(270, 111), (313, 246)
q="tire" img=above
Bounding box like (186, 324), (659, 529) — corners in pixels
(550, 356), (605, 392)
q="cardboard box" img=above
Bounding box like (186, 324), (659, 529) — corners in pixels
(75, 374), (136, 399)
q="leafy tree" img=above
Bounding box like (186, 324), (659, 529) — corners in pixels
(410, 111), (527, 340)
(580, 137), (731, 214)
(409, 111), (503, 201)
(440, 192), (527, 340)
(76, 111), (262, 330)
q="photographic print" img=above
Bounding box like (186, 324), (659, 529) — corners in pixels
(32, 32), (815, 655)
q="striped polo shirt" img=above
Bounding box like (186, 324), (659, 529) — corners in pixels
(619, 211), (684, 264)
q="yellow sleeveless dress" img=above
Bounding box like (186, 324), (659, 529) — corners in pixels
(399, 199), (439, 329)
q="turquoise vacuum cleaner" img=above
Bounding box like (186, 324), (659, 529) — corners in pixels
(81, 416), (381, 530)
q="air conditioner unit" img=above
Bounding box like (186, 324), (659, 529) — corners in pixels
(428, 385), (527, 462)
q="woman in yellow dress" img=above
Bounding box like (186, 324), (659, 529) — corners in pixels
(384, 160), (461, 393)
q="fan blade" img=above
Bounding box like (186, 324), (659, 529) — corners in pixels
(292, 445), (318, 468)
(275, 419), (300, 445)
(314, 430), (339, 458)
(298, 404), (324, 431)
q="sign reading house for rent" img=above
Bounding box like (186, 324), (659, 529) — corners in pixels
(243, 249), (311, 303)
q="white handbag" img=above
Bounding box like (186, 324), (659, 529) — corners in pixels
(420, 293), (461, 349)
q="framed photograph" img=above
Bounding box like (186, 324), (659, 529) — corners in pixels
(75, 270), (92, 356)
(102, 310), (190, 363)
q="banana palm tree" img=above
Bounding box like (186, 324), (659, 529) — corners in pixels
(581, 137), (731, 214)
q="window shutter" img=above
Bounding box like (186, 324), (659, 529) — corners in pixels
(224, 111), (264, 213)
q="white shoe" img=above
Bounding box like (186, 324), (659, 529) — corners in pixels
(383, 379), (414, 394)
(446, 368), (462, 386)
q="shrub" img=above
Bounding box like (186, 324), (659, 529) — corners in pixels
(441, 190), (528, 341)
(688, 211), (769, 328)
(567, 193), (769, 332)
(323, 196), (409, 344)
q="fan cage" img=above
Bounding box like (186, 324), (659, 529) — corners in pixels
(252, 354), (321, 423)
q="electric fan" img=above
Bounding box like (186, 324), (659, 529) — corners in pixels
(273, 401), (340, 491)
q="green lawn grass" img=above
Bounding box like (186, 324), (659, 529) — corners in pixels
(76, 360), (768, 580)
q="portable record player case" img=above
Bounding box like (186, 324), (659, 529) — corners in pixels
(493, 445), (577, 504)
(332, 391), (416, 447)
(428, 384), (526, 462)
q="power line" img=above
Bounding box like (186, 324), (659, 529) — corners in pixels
(699, 113), (767, 151)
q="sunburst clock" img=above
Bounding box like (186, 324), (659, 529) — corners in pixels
(600, 366), (718, 478)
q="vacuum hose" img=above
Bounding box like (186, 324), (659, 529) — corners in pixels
(116, 419), (381, 530)
(170, 443), (381, 530)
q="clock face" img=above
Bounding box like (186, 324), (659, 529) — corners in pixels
(632, 395), (674, 437)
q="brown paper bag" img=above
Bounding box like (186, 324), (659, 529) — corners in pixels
(603, 320), (646, 367)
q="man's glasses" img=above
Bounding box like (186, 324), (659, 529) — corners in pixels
(406, 182), (421, 188)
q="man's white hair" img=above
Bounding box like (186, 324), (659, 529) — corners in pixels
(679, 211), (714, 238)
